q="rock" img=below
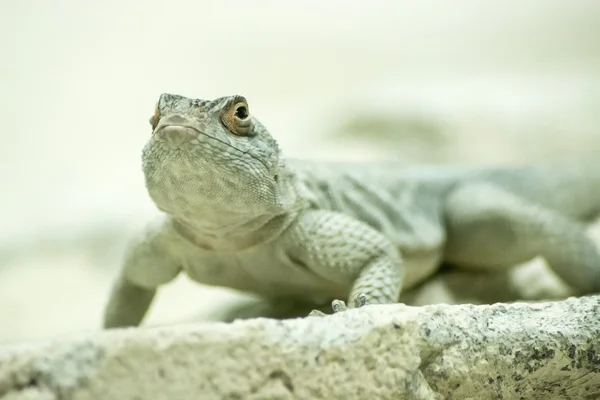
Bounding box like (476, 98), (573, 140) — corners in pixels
(1, 296), (599, 400)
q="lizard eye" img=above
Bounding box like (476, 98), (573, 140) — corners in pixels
(235, 104), (249, 119)
(149, 103), (160, 131)
(221, 99), (253, 136)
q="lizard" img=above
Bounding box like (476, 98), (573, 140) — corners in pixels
(102, 92), (600, 328)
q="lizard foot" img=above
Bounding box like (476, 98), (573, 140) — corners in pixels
(308, 293), (368, 317)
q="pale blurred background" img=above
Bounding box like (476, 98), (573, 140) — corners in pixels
(1, 0), (600, 344)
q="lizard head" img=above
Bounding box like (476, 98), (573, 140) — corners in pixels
(142, 93), (290, 221)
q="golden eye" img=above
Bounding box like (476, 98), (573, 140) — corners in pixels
(222, 100), (252, 136)
(149, 104), (160, 131)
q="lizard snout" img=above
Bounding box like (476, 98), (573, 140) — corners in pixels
(156, 125), (198, 149)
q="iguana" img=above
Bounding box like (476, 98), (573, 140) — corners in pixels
(103, 93), (600, 328)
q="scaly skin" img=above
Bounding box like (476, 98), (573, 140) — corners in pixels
(103, 93), (600, 328)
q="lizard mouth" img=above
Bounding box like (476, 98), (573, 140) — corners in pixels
(155, 124), (239, 153)
(153, 123), (271, 172)
(155, 123), (239, 150)
(155, 125), (198, 146)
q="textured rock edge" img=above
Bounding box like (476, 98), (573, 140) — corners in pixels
(0, 296), (599, 400)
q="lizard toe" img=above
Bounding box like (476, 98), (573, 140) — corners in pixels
(332, 299), (349, 313)
(353, 293), (368, 308)
(308, 309), (328, 317)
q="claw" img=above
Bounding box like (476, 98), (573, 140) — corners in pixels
(354, 293), (368, 308)
(332, 299), (348, 313)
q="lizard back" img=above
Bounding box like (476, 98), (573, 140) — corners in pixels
(287, 160), (464, 254)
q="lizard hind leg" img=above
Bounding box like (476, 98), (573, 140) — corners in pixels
(442, 183), (600, 294)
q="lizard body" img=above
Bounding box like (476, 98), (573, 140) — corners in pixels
(103, 93), (600, 327)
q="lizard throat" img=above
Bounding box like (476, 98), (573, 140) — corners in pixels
(171, 211), (296, 250)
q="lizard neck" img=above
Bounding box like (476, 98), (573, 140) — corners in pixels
(171, 210), (298, 251)
(168, 169), (305, 251)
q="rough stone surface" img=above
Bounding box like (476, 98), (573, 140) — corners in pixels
(1, 296), (599, 400)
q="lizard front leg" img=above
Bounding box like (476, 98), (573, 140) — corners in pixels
(103, 274), (157, 328)
(103, 219), (182, 328)
(284, 210), (404, 315)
